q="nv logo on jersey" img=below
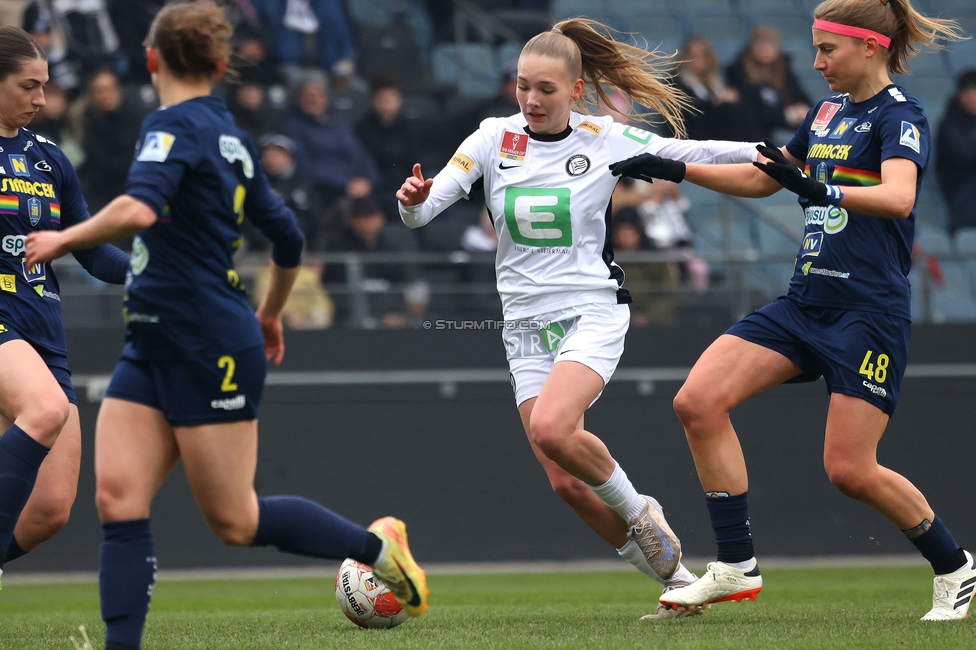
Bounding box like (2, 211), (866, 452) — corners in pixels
(801, 232), (823, 257)
(7, 155), (29, 177)
(22, 260), (45, 283)
(829, 118), (857, 140)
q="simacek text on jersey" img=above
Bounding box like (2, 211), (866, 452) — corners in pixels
(425, 319), (552, 330)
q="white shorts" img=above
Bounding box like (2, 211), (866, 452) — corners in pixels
(502, 303), (630, 406)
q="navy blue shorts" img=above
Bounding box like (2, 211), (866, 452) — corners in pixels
(105, 345), (266, 426)
(0, 324), (77, 405)
(726, 297), (909, 416)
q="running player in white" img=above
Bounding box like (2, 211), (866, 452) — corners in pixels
(397, 18), (760, 619)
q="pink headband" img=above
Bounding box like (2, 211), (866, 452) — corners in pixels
(813, 19), (891, 49)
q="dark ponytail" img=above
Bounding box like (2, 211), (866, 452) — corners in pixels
(0, 26), (46, 82)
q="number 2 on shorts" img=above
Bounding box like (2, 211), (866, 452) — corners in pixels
(218, 355), (238, 392)
(859, 350), (889, 383)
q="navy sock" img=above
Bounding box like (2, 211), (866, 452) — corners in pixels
(0, 425), (49, 566)
(100, 519), (156, 650)
(5, 537), (27, 563)
(250, 496), (380, 564)
(705, 491), (755, 564)
(903, 516), (967, 575)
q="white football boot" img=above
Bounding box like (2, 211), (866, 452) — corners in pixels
(629, 496), (681, 582)
(659, 558), (762, 611)
(641, 573), (705, 620)
(921, 550), (976, 621)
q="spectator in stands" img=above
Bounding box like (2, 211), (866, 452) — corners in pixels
(611, 207), (679, 327)
(22, 1), (76, 90)
(322, 195), (426, 328)
(252, 0), (358, 87)
(78, 68), (145, 213)
(107, 0), (162, 84)
(244, 134), (323, 251)
(34, 0), (122, 84)
(283, 77), (381, 211)
(726, 26), (812, 142)
(674, 35), (759, 141)
(227, 76), (283, 141)
(355, 72), (421, 218)
(936, 69), (976, 236)
(28, 82), (83, 165)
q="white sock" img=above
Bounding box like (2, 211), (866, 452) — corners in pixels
(589, 461), (645, 523)
(618, 540), (698, 587)
(617, 538), (665, 585)
(665, 564), (698, 587)
(725, 557), (756, 571)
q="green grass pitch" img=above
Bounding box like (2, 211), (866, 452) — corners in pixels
(1, 567), (972, 649)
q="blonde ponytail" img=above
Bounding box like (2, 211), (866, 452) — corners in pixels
(522, 18), (690, 137)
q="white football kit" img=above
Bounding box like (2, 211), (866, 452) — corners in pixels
(401, 111), (758, 404)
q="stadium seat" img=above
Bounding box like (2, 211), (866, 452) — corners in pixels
(551, 0), (622, 29)
(949, 40), (976, 72)
(930, 261), (976, 323)
(432, 43), (500, 98)
(916, 226), (952, 255)
(691, 11), (751, 63)
(629, 12), (687, 52)
(954, 228), (976, 255)
(496, 41), (523, 74)
(356, 26), (426, 92)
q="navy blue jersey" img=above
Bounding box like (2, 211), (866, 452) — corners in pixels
(785, 84), (927, 320)
(0, 129), (122, 355)
(123, 96), (303, 359)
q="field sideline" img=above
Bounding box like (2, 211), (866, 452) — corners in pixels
(2, 559), (973, 649)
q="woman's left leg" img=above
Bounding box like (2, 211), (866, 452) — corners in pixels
(5, 405), (81, 557)
(824, 393), (974, 620)
(528, 360), (683, 583)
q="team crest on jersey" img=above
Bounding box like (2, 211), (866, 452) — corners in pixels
(811, 102), (842, 132)
(218, 135), (255, 178)
(828, 118), (856, 139)
(801, 232), (823, 257)
(899, 121), (920, 154)
(137, 132), (176, 162)
(816, 162), (828, 184)
(8, 154), (29, 177)
(27, 197), (40, 226)
(566, 154), (590, 176)
(500, 131), (528, 162)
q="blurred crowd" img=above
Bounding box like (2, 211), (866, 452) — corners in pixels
(3, 0), (974, 328)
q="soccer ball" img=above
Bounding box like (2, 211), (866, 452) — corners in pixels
(335, 558), (409, 629)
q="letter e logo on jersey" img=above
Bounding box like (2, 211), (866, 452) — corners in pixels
(7, 154), (29, 177)
(137, 132), (176, 163)
(500, 132), (527, 162)
(899, 121), (920, 154)
(504, 187), (572, 248)
(810, 102), (842, 132)
(218, 135), (255, 179)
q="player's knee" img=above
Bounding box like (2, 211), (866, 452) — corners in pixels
(673, 384), (716, 431)
(205, 512), (258, 547)
(95, 477), (136, 522)
(548, 473), (589, 505)
(19, 395), (70, 446)
(529, 415), (569, 462)
(825, 462), (870, 499)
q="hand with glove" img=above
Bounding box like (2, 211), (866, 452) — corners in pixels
(608, 153), (686, 184)
(753, 139), (844, 205)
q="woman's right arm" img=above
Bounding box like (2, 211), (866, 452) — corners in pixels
(397, 163), (468, 229)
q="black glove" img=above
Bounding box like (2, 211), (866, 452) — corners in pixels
(609, 153), (686, 184)
(753, 139), (828, 202)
